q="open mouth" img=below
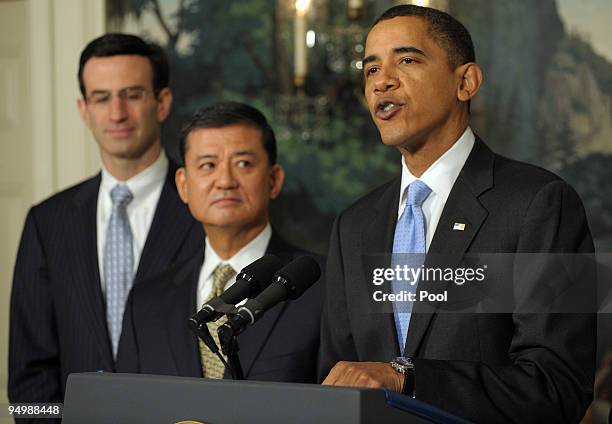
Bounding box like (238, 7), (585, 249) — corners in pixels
(375, 101), (402, 119)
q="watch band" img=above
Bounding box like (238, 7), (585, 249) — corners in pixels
(391, 357), (416, 397)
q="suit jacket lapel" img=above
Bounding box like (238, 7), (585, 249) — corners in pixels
(361, 178), (403, 359)
(134, 167), (196, 283)
(405, 138), (493, 356)
(165, 250), (204, 377)
(70, 174), (114, 368)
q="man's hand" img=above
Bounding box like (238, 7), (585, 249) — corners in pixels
(322, 361), (404, 392)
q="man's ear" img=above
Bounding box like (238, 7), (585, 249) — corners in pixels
(77, 97), (91, 129)
(175, 167), (189, 204)
(269, 164), (285, 200)
(156, 87), (173, 122)
(456, 62), (483, 102)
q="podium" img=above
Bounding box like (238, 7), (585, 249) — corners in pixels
(63, 373), (470, 424)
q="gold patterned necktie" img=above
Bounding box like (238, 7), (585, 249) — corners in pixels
(199, 263), (236, 379)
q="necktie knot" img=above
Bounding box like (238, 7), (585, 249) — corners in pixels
(212, 264), (236, 296)
(110, 184), (133, 206)
(407, 180), (431, 208)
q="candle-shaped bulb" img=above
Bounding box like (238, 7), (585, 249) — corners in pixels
(294, 0), (310, 87)
(295, 0), (310, 15)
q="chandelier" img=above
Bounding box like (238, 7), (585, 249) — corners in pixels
(273, 0), (448, 143)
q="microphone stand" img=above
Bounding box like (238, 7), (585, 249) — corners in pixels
(189, 321), (234, 375)
(189, 301), (245, 380)
(218, 324), (244, 380)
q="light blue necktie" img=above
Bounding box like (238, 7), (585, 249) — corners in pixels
(391, 180), (431, 356)
(104, 184), (134, 358)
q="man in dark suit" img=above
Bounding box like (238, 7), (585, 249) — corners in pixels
(8, 34), (203, 406)
(319, 5), (595, 423)
(117, 102), (321, 383)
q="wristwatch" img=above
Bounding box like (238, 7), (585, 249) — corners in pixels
(390, 357), (416, 397)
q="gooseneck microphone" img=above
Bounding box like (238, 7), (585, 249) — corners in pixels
(188, 254), (284, 331)
(219, 255), (321, 338)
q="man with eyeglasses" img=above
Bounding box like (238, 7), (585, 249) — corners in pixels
(8, 33), (203, 409)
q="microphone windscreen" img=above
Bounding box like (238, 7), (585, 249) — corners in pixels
(221, 254), (284, 302)
(274, 255), (321, 299)
(254, 284), (290, 311)
(240, 254), (284, 291)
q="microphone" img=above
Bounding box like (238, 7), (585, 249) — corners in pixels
(189, 254), (284, 330)
(219, 255), (321, 338)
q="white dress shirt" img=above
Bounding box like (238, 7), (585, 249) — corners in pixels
(97, 152), (168, 291)
(196, 223), (272, 310)
(397, 127), (475, 251)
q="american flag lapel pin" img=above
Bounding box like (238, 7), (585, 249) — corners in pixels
(453, 222), (466, 231)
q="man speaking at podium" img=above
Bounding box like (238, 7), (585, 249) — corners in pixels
(319, 5), (595, 423)
(117, 102), (321, 383)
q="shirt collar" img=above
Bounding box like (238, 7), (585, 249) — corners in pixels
(201, 223), (273, 283)
(100, 151), (168, 204)
(399, 126), (475, 209)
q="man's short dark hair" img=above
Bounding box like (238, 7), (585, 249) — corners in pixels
(179, 101), (278, 166)
(78, 33), (169, 97)
(373, 5), (475, 68)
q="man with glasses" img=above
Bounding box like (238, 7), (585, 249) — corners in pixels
(8, 34), (203, 407)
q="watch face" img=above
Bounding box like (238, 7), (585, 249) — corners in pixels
(394, 357), (414, 369)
